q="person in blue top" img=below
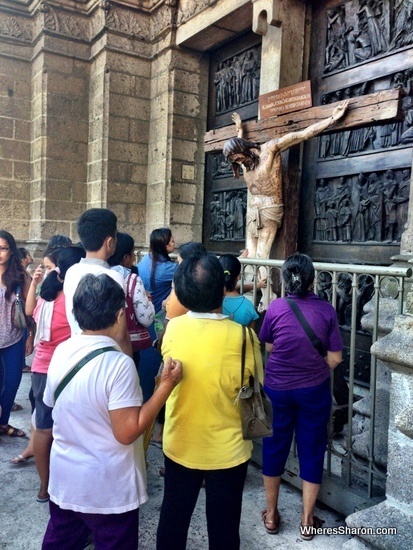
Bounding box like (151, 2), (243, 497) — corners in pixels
(219, 254), (259, 328)
(137, 228), (177, 403)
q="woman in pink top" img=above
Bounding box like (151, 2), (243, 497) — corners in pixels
(25, 246), (85, 502)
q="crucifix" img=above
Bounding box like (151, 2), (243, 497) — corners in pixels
(204, 89), (403, 266)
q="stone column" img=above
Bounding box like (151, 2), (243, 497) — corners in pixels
(147, 47), (207, 244)
(344, 314), (413, 550)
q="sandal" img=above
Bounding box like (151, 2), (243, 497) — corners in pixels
(0, 425), (26, 437)
(11, 403), (23, 411)
(11, 454), (33, 464)
(300, 515), (325, 541)
(36, 492), (50, 503)
(261, 510), (280, 535)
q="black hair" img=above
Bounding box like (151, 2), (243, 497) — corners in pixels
(0, 230), (26, 299)
(77, 208), (117, 252)
(222, 137), (261, 178)
(218, 254), (241, 292)
(178, 242), (207, 261)
(282, 252), (315, 297)
(43, 246), (64, 268)
(18, 247), (29, 261)
(73, 273), (125, 331)
(149, 227), (173, 289)
(46, 234), (72, 252)
(41, 246), (86, 302)
(174, 253), (224, 312)
(108, 232), (135, 267)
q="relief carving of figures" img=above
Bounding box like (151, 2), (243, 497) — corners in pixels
(389, 0), (413, 50)
(213, 48), (260, 115)
(319, 68), (413, 159)
(365, 172), (383, 241)
(313, 169), (410, 243)
(356, 0), (387, 56)
(382, 169), (399, 241)
(212, 153), (232, 179)
(210, 194), (221, 239)
(314, 178), (332, 240)
(324, 0), (413, 74)
(233, 191), (247, 240)
(352, 173), (369, 242)
(209, 189), (247, 241)
(396, 169), (411, 239)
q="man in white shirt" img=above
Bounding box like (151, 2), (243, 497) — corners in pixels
(64, 208), (132, 356)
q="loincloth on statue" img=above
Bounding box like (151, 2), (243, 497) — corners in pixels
(246, 204), (284, 238)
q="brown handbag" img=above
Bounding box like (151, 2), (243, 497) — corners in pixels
(237, 325), (273, 440)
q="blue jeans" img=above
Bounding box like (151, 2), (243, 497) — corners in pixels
(0, 337), (25, 425)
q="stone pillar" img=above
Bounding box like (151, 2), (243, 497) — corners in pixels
(0, 17), (32, 241)
(344, 314), (413, 550)
(147, 47), (207, 244)
(30, 47), (89, 244)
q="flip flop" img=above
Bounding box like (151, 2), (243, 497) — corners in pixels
(0, 425), (26, 437)
(300, 515), (325, 541)
(36, 493), (50, 503)
(10, 454), (33, 464)
(11, 403), (23, 411)
(261, 509), (280, 535)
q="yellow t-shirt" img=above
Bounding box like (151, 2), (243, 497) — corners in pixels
(161, 313), (263, 470)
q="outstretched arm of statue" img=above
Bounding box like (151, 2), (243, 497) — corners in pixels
(232, 112), (243, 138)
(273, 99), (350, 153)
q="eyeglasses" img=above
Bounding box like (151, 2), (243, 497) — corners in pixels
(0, 247), (10, 252)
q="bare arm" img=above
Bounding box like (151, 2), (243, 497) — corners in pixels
(272, 100), (349, 153)
(325, 350), (342, 370)
(232, 112), (243, 138)
(25, 264), (43, 315)
(109, 357), (183, 445)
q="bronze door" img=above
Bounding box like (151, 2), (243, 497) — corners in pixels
(299, 0), (412, 266)
(203, 32), (261, 254)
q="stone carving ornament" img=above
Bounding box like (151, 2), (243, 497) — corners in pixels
(0, 15), (31, 41)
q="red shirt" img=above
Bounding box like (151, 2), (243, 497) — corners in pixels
(31, 293), (71, 374)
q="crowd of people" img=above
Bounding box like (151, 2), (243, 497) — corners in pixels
(0, 208), (343, 549)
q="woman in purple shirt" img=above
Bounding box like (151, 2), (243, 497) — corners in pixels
(259, 253), (343, 540)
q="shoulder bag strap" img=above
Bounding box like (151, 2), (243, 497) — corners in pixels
(240, 324), (247, 387)
(246, 326), (260, 393)
(54, 346), (117, 402)
(285, 298), (326, 357)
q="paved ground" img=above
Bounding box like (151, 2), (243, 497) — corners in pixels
(0, 370), (352, 549)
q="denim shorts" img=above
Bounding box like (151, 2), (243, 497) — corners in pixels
(31, 372), (53, 429)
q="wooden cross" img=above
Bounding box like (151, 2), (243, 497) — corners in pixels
(204, 89), (403, 153)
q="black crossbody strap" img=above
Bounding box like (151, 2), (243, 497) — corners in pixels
(285, 298), (326, 358)
(54, 346), (117, 402)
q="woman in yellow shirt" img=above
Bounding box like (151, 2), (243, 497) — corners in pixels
(157, 253), (263, 550)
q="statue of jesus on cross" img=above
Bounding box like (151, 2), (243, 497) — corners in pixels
(222, 100), (349, 263)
